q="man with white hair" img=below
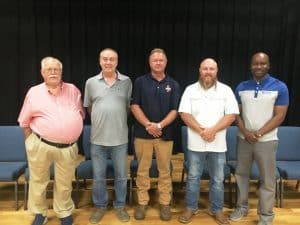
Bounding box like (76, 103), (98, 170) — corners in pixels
(18, 56), (85, 225)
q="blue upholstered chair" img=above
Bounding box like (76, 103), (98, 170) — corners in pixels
(0, 126), (27, 210)
(276, 126), (300, 207)
(75, 125), (115, 208)
(180, 126), (233, 207)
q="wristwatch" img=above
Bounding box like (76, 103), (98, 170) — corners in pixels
(157, 123), (162, 130)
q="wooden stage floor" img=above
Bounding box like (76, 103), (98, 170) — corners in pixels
(1, 154), (300, 225)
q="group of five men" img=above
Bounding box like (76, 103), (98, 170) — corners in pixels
(18, 48), (289, 225)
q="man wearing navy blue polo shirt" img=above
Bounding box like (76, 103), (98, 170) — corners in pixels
(131, 48), (180, 221)
(230, 52), (289, 225)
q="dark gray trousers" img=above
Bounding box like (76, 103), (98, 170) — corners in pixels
(235, 137), (278, 223)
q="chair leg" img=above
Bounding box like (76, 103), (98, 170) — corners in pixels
(75, 178), (79, 208)
(296, 180), (300, 191)
(170, 187), (174, 207)
(180, 169), (185, 189)
(280, 178), (284, 208)
(234, 181), (238, 206)
(228, 177), (233, 208)
(170, 174), (175, 207)
(275, 179), (279, 207)
(15, 181), (18, 210)
(129, 177), (133, 205)
(24, 181), (28, 210)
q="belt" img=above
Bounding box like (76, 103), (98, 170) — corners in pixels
(34, 133), (74, 148)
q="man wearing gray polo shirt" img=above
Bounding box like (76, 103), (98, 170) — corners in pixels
(84, 48), (132, 223)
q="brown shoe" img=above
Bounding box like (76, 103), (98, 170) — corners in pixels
(211, 211), (230, 225)
(160, 204), (171, 221)
(178, 208), (199, 224)
(134, 204), (147, 220)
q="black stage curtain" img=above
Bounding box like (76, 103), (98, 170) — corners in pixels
(0, 0), (299, 151)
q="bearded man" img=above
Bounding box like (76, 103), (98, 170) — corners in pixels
(178, 58), (239, 225)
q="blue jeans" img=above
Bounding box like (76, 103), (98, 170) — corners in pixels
(90, 143), (128, 209)
(185, 150), (226, 213)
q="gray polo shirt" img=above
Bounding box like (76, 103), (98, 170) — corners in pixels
(84, 71), (132, 146)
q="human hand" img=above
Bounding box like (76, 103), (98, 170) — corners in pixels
(145, 122), (162, 138)
(200, 127), (216, 142)
(244, 130), (259, 144)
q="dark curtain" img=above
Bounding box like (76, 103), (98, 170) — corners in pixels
(0, 0), (299, 151)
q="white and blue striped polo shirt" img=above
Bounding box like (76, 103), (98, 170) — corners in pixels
(235, 74), (289, 141)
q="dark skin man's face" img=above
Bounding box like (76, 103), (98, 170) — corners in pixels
(250, 53), (270, 81)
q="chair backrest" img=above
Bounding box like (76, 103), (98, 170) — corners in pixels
(82, 125), (91, 160)
(277, 126), (300, 161)
(0, 126), (26, 162)
(226, 126), (238, 161)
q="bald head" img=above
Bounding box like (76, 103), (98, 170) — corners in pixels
(199, 58), (218, 89)
(200, 58), (218, 69)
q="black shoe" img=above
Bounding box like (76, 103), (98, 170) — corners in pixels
(60, 215), (74, 225)
(31, 214), (48, 225)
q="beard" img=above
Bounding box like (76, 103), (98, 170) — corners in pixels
(199, 77), (217, 89)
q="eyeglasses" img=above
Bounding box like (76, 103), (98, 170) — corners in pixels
(44, 68), (61, 73)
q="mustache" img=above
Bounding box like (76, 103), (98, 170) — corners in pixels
(199, 77), (217, 89)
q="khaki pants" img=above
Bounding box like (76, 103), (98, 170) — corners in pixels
(25, 133), (78, 218)
(134, 138), (173, 205)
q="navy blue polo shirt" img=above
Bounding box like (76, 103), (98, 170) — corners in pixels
(131, 73), (181, 140)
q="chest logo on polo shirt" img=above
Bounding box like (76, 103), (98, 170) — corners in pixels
(165, 85), (171, 92)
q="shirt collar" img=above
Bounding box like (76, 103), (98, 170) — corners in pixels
(147, 73), (168, 83)
(98, 70), (125, 81)
(42, 82), (64, 95)
(252, 73), (270, 84)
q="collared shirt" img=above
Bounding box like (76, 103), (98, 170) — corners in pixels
(18, 82), (85, 143)
(236, 74), (289, 141)
(179, 81), (239, 152)
(131, 73), (181, 140)
(84, 71), (132, 146)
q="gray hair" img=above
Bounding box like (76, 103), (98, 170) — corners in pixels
(41, 57), (63, 69)
(99, 48), (118, 59)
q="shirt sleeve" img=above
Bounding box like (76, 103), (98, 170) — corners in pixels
(225, 86), (240, 115)
(18, 91), (33, 127)
(178, 86), (192, 114)
(127, 79), (133, 107)
(83, 79), (91, 108)
(234, 84), (242, 104)
(130, 77), (142, 105)
(275, 82), (289, 106)
(74, 86), (85, 119)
